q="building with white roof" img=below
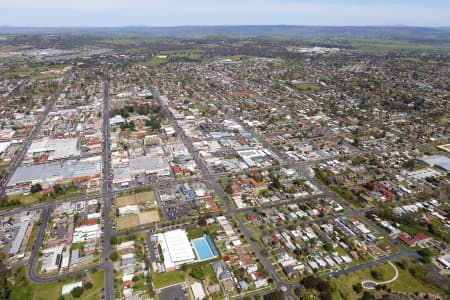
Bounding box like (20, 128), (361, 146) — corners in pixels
(191, 282), (206, 300)
(61, 281), (83, 295)
(118, 205), (140, 216)
(27, 137), (80, 161)
(72, 224), (100, 243)
(156, 229), (195, 271)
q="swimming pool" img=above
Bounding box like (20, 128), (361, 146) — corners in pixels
(192, 235), (218, 261)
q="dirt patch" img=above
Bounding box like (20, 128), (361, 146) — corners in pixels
(117, 215), (139, 230)
(135, 191), (157, 205)
(115, 191), (157, 207)
(138, 210), (160, 224)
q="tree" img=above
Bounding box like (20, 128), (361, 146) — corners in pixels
(84, 281), (93, 289)
(110, 236), (118, 245)
(71, 286), (84, 298)
(361, 291), (373, 300)
(190, 265), (206, 280)
(198, 216), (207, 227)
(371, 270), (383, 280)
(0, 262), (10, 300)
(264, 290), (285, 300)
(110, 251), (119, 262)
(303, 275), (319, 290)
(271, 177), (281, 189)
(353, 283), (363, 293)
(224, 185), (233, 194)
(53, 184), (63, 194)
(323, 243), (333, 252)
(30, 183), (42, 193)
(396, 260), (408, 270)
(294, 285), (306, 298)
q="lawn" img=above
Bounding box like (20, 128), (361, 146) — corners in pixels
(25, 222), (40, 252)
(153, 271), (185, 289)
(333, 260), (441, 300)
(0, 160), (10, 171)
(31, 270), (105, 300)
(5, 187), (86, 207)
(187, 228), (206, 240)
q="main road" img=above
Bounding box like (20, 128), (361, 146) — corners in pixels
(102, 79), (115, 300)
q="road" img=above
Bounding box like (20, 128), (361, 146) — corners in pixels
(101, 79), (115, 300)
(28, 207), (51, 282)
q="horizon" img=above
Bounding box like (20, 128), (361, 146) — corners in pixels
(1, 0), (449, 27)
(1, 24), (450, 29)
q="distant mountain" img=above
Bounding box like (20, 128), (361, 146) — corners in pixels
(0, 25), (449, 43)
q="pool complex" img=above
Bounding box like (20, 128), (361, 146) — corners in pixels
(192, 235), (218, 261)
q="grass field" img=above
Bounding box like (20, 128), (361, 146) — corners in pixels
(5, 186), (86, 207)
(153, 271), (185, 289)
(333, 260), (441, 300)
(31, 270), (105, 300)
(141, 49), (205, 67)
(350, 39), (450, 53)
(115, 190), (156, 207)
(25, 222), (39, 252)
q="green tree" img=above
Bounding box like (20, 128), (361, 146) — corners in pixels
(110, 251), (119, 262)
(71, 286), (84, 298)
(30, 183), (42, 193)
(323, 243), (333, 252)
(110, 236), (118, 245)
(264, 290), (285, 300)
(294, 285), (306, 298)
(190, 265), (206, 280)
(353, 283), (363, 293)
(371, 270), (383, 280)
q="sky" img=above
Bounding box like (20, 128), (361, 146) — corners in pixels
(0, 0), (449, 27)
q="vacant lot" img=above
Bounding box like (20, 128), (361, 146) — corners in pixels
(117, 215), (139, 231)
(117, 209), (160, 230)
(138, 210), (160, 224)
(115, 191), (157, 207)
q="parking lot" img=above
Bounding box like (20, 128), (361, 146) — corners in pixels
(157, 182), (211, 220)
(157, 283), (189, 300)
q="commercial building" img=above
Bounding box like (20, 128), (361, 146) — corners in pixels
(6, 156), (101, 194)
(155, 229), (196, 271)
(26, 137), (80, 161)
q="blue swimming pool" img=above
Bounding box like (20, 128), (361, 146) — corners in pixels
(192, 235), (218, 261)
